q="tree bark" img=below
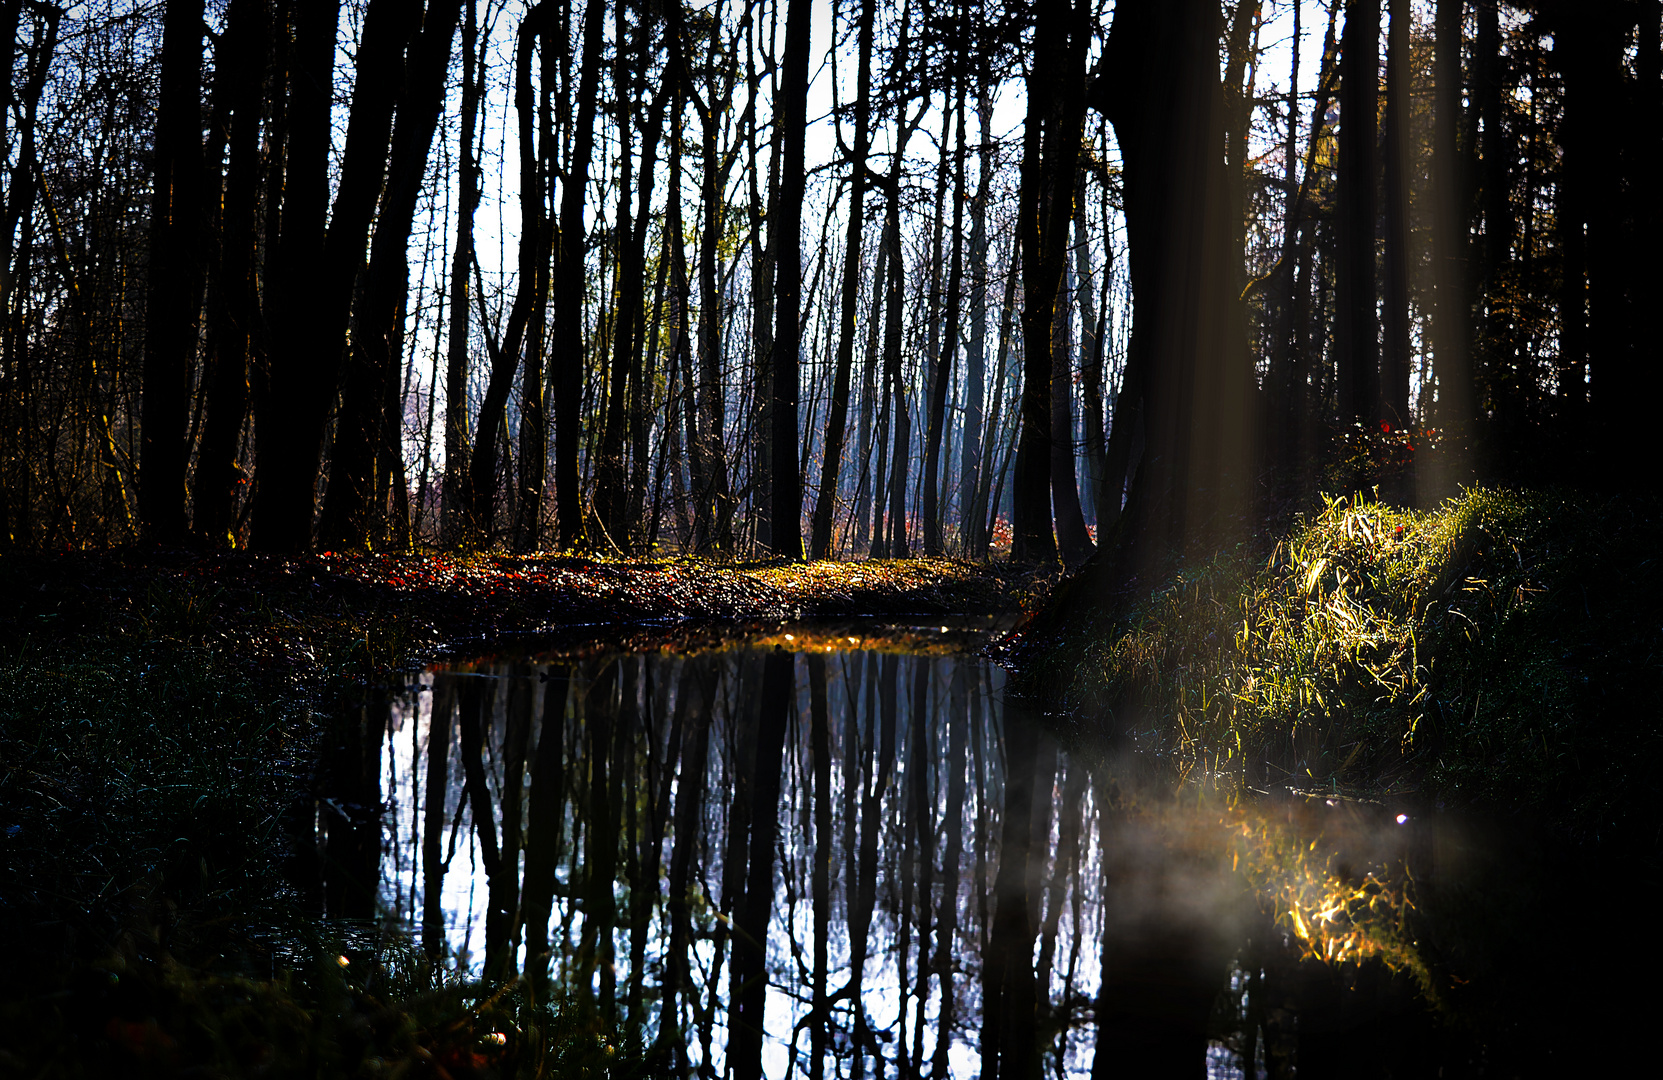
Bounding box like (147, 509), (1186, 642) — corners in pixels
(139, 0), (205, 546)
(193, 0), (267, 544)
(810, 0), (875, 558)
(1012, 0), (1089, 564)
(959, 88), (994, 553)
(550, 0), (609, 547)
(1431, 0), (1472, 432)
(1336, 0), (1380, 430)
(1382, 0), (1412, 432)
(1051, 259), (1093, 563)
(320, 0), (464, 551)
(253, 0), (412, 552)
(770, 0), (812, 559)
(441, 1), (483, 547)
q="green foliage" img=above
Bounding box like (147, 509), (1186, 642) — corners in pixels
(1045, 488), (1663, 836)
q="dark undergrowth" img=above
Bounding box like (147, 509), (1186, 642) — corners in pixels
(1012, 487), (1663, 841)
(0, 551), (1019, 1077)
(1009, 487), (1663, 1066)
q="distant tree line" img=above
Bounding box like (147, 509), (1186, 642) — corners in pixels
(0, 0), (1654, 557)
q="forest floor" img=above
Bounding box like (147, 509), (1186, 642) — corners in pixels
(0, 548), (1047, 1078)
(2, 547), (1048, 677)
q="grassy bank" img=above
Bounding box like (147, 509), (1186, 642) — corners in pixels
(0, 551), (1024, 1077)
(1012, 488), (1663, 838)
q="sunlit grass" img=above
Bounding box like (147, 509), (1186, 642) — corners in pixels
(1034, 488), (1663, 833)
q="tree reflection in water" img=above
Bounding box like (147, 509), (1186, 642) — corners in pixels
(373, 629), (1120, 1078)
(367, 629), (1283, 1071)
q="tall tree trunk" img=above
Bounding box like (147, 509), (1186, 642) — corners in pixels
(1382, 0), (1412, 433)
(140, 0), (206, 546)
(1431, 0), (1472, 435)
(1475, 0), (1518, 449)
(598, 8), (665, 548)
(810, 0), (875, 558)
(1051, 260), (1093, 562)
(320, 0), (464, 551)
(1336, 0), (1380, 430)
(881, 182), (911, 558)
(918, 85), (953, 557)
(855, 214), (890, 551)
(770, 0), (812, 559)
(692, 15), (740, 554)
(467, 4), (553, 543)
(193, 0), (267, 544)
(1075, 175), (1106, 528)
(925, 56), (969, 556)
(550, 0), (608, 547)
(1013, 0), (1089, 564)
(1071, 0), (1253, 603)
(442, 0), (482, 547)
(252, 0), (411, 552)
(513, 19), (556, 554)
(748, 17), (780, 553)
(959, 88), (994, 553)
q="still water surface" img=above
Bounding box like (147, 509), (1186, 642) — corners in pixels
(347, 622), (1453, 1078)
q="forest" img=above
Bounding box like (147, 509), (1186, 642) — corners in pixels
(3, 0), (1654, 562)
(3, 0), (1661, 1077)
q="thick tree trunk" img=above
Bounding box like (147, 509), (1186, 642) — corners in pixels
(959, 90), (994, 553)
(1075, 179), (1107, 527)
(770, 0), (812, 559)
(140, 0), (205, 546)
(1382, 0), (1412, 432)
(597, 8), (666, 549)
(1067, 0), (1254, 607)
(194, 0), (267, 544)
(1051, 262), (1094, 563)
(854, 215), (890, 552)
(692, 25), (739, 553)
(1431, 0), (1472, 432)
(253, 0), (411, 552)
(745, 8), (781, 552)
(442, 0), (482, 546)
(320, 0), (464, 551)
(1336, 0), (1380, 430)
(881, 186), (911, 558)
(467, 4), (553, 543)
(1013, 0), (1089, 564)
